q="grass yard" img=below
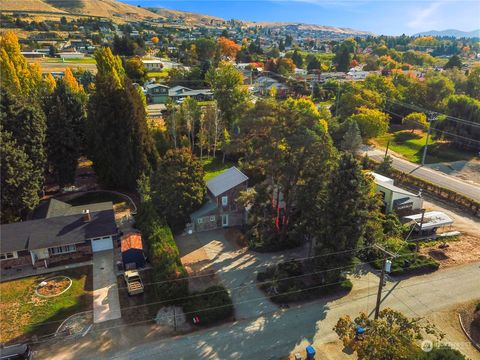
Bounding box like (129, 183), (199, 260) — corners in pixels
(375, 130), (475, 164)
(147, 71), (169, 78)
(42, 57), (97, 64)
(0, 266), (92, 343)
(202, 157), (235, 182)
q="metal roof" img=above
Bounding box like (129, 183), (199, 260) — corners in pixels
(206, 167), (248, 197)
(403, 211), (453, 230)
(375, 180), (420, 198)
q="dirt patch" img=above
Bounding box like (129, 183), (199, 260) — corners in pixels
(425, 159), (480, 186)
(175, 234), (220, 292)
(459, 302), (480, 346)
(36, 277), (72, 297)
(428, 301), (480, 359)
(418, 197), (480, 268)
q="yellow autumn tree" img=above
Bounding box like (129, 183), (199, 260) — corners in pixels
(151, 36), (159, 44)
(94, 47), (125, 89)
(43, 73), (57, 93)
(0, 30), (42, 96)
(63, 67), (83, 93)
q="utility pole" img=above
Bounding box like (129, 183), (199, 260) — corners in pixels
(373, 244), (395, 319)
(421, 112), (437, 165)
(384, 140), (390, 158)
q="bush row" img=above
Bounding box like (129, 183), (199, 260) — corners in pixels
(136, 202), (188, 303)
(183, 285), (234, 325)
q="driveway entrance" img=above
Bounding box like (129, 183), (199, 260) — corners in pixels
(93, 251), (121, 323)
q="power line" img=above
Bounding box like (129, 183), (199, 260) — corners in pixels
(30, 264), (473, 348)
(107, 267), (472, 359)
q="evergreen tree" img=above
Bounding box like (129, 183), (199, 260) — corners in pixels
(443, 55), (462, 70)
(291, 50), (303, 68)
(87, 48), (158, 190)
(314, 153), (370, 283)
(376, 155), (393, 176)
(1, 129), (41, 223)
(45, 80), (87, 186)
(0, 87), (46, 194)
(151, 148), (205, 231)
(340, 120), (363, 153)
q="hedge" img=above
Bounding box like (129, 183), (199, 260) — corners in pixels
(136, 201), (189, 303)
(183, 285), (234, 325)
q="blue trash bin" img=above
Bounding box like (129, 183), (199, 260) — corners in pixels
(306, 345), (316, 360)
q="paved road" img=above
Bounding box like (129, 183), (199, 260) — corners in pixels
(365, 148), (480, 202)
(191, 230), (308, 320)
(38, 261), (479, 360)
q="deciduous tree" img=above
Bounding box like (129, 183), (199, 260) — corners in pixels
(348, 106), (390, 140)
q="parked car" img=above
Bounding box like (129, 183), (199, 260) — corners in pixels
(124, 270), (144, 296)
(0, 344), (33, 360)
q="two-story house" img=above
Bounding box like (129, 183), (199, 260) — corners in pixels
(190, 167), (248, 232)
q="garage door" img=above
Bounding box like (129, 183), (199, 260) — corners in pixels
(91, 236), (113, 252)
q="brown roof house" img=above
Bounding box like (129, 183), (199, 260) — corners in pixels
(0, 199), (117, 274)
(190, 167), (248, 232)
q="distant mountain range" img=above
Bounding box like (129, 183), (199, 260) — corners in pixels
(0, 0), (373, 36)
(413, 29), (480, 38)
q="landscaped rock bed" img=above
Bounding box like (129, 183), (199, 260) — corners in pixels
(56, 311), (93, 337)
(35, 276), (72, 298)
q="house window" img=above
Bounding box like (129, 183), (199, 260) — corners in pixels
(210, 216), (216, 222)
(222, 196), (228, 206)
(49, 245), (77, 255)
(0, 252), (17, 261)
(197, 218), (204, 224)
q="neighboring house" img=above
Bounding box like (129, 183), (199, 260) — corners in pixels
(369, 172), (423, 214)
(190, 167), (249, 232)
(20, 51), (45, 58)
(319, 72), (347, 83)
(170, 88), (213, 103)
(0, 199), (117, 272)
(121, 233), (146, 269)
(145, 84), (169, 104)
(142, 59), (163, 72)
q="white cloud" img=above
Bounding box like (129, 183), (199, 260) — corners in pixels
(407, 1), (442, 30)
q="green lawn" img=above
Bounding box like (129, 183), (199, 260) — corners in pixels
(202, 157), (235, 182)
(147, 71), (169, 78)
(43, 57), (96, 64)
(375, 130), (475, 164)
(0, 267), (92, 343)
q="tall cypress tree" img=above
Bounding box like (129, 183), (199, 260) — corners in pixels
(87, 48), (158, 190)
(45, 80), (87, 186)
(314, 153), (370, 283)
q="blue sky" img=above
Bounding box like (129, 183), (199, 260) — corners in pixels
(121, 0), (480, 36)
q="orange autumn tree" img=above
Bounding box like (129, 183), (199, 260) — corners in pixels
(217, 36), (241, 60)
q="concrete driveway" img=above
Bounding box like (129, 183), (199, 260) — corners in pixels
(93, 251), (121, 323)
(181, 229), (308, 320)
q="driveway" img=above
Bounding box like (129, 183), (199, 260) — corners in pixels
(92, 251), (121, 323)
(180, 229), (308, 320)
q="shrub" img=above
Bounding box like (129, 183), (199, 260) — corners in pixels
(183, 285), (234, 325)
(420, 346), (466, 359)
(340, 279), (353, 291)
(475, 303), (480, 312)
(136, 201), (189, 304)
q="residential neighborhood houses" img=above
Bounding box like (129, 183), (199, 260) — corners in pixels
(1, 2), (480, 360)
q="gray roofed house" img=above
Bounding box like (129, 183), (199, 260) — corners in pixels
(207, 167), (249, 197)
(190, 167), (249, 232)
(0, 199), (117, 273)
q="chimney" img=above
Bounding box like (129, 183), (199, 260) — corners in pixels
(82, 209), (91, 222)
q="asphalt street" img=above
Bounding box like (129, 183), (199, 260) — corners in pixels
(365, 148), (480, 202)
